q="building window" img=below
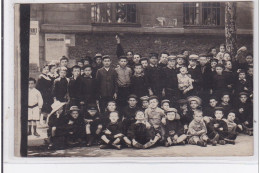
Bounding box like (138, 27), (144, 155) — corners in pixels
(183, 2), (221, 26)
(91, 3), (137, 24)
(202, 2), (220, 26)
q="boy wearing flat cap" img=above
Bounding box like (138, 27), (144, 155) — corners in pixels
(65, 106), (85, 147)
(96, 55), (118, 114)
(188, 54), (203, 95)
(162, 55), (179, 105)
(84, 104), (102, 146)
(176, 54), (186, 70)
(121, 94), (140, 134)
(144, 96), (166, 145)
(145, 53), (165, 100)
(92, 53), (103, 77)
(164, 108), (187, 146)
(235, 92), (253, 136)
(140, 96), (149, 111)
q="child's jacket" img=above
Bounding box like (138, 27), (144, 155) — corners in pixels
(164, 119), (185, 137)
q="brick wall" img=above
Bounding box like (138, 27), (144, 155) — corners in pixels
(68, 33), (253, 63)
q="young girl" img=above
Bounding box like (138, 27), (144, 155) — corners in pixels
(216, 44), (226, 63)
(48, 64), (59, 83)
(177, 66), (194, 98)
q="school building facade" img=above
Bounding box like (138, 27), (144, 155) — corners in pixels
(29, 2), (253, 72)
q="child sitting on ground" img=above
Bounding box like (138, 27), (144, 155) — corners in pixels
(222, 110), (238, 144)
(144, 96), (166, 145)
(207, 107), (228, 145)
(164, 108), (187, 147)
(187, 110), (209, 147)
(127, 111), (159, 149)
(84, 104), (103, 146)
(102, 100), (118, 126)
(65, 106), (85, 147)
(100, 111), (124, 150)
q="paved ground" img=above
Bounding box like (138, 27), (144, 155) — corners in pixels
(28, 126), (254, 157)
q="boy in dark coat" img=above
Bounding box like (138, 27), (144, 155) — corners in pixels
(235, 92), (253, 136)
(188, 54), (203, 95)
(126, 111), (158, 149)
(207, 108), (229, 145)
(92, 53), (103, 77)
(100, 111), (124, 150)
(96, 55), (118, 114)
(203, 96), (219, 118)
(59, 56), (72, 78)
(164, 108), (187, 146)
(158, 52), (169, 68)
(68, 65), (82, 107)
(211, 64), (228, 97)
(80, 65), (98, 110)
(84, 104), (102, 146)
(162, 55), (179, 105)
(145, 53), (165, 100)
(65, 106), (85, 147)
(234, 70), (251, 96)
(222, 110), (238, 144)
(130, 64), (149, 98)
(47, 101), (67, 149)
(219, 93), (232, 118)
(52, 67), (69, 102)
(121, 95), (140, 134)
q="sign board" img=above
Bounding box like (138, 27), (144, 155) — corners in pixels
(29, 21), (40, 66)
(45, 34), (68, 62)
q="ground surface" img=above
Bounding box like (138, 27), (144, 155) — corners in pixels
(28, 126), (254, 157)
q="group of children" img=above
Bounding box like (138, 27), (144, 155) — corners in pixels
(28, 36), (254, 150)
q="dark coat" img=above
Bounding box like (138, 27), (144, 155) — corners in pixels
(164, 119), (185, 137)
(144, 65), (165, 94)
(127, 122), (154, 144)
(162, 67), (178, 90)
(68, 76), (82, 100)
(96, 67), (118, 98)
(130, 74), (149, 98)
(188, 66), (203, 90)
(207, 119), (228, 140)
(48, 112), (68, 137)
(36, 74), (53, 113)
(81, 75), (98, 102)
(52, 77), (69, 102)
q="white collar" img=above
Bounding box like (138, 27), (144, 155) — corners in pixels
(188, 65), (196, 69)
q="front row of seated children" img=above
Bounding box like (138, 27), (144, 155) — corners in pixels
(45, 94), (253, 150)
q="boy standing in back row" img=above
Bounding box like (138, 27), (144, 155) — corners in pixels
(96, 55), (118, 114)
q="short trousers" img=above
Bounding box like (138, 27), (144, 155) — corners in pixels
(188, 134), (208, 145)
(28, 106), (40, 121)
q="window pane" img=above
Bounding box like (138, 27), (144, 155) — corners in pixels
(183, 2), (200, 25)
(202, 2), (220, 26)
(116, 3), (136, 23)
(91, 3), (112, 23)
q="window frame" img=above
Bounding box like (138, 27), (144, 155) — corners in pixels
(91, 2), (140, 27)
(183, 2), (225, 28)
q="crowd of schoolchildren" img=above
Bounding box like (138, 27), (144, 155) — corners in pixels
(28, 36), (254, 150)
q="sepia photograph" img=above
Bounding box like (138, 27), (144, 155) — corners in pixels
(13, 1), (256, 158)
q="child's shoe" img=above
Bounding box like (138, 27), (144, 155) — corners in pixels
(247, 130), (253, 136)
(133, 142), (143, 149)
(165, 142), (170, 147)
(112, 144), (121, 150)
(224, 138), (235, 145)
(33, 132), (40, 137)
(218, 140), (226, 145)
(197, 141), (207, 147)
(28, 131), (32, 136)
(144, 141), (155, 149)
(100, 144), (110, 149)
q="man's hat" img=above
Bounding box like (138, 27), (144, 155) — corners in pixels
(210, 58), (218, 63)
(177, 99), (188, 105)
(140, 96), (149, 101)
(189, 54), (199, 60)
(239, 92), (248, 96)
(128, 94), (138, 100)
(102, 55), (111, 60)
(87, 104), (98, 110)
(214, 106), (224, 111)
(187, 96), (202, 105)
(94, 53), (102, 58)
(177, 54), (185, 59)
(149, 53), (159, 59)
(199, 53), (208, 58)
(168, 55), (177, 61)
(148, 95), (159, 101)
(70, 106), (80, 111)
(161, 99), (170, 106)
(49, 101), (66, 116)
(165, 108), (178, 114)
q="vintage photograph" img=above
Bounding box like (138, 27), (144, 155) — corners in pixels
(15, 1), (255, 157)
